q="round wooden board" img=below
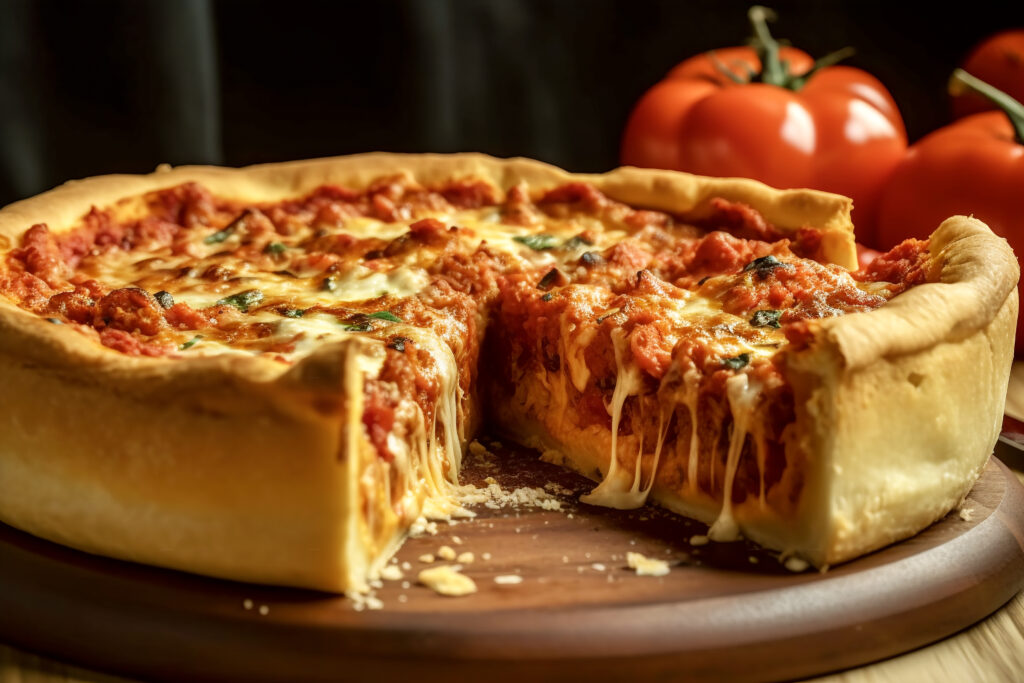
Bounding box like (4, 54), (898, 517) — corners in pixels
(1, 445), (1023, 683)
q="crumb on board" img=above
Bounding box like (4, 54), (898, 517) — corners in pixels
(243, 599), (253, 610)
(258, 605), (269, 616)
(457, 551), (475, 564)
(437, 545), (457, 561)
(418, 565), (478, 597)
(380, 565), (404, 581)
(481, 552), (492, 561)
(689, 534), (709, 546)
(959, 506), (975, 522)
(591, 563), (606, 571)
(494, 574), (523, 585)
(627, 551), (670, 577)
(452, 535), (464, 545)
(419, 553), (436, 564)
(454, 478), (563, 511)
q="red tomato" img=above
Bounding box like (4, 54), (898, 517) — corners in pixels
(621, 7), (906, 244)
(877, 70), (1024, 349)
(953, 30), (1024, 119)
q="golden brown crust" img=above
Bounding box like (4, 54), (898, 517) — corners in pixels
(0, 154), (1014, 590)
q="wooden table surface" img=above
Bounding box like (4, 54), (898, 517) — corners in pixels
(4, 370), (1024, 683)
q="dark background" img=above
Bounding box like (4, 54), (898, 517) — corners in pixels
(1, 0), (1022, 207)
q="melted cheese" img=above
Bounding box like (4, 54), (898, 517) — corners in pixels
(579, 328), (645, 509)
(708, 373), (762, 542)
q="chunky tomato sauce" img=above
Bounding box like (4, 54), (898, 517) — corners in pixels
(0, 176), (930, 479)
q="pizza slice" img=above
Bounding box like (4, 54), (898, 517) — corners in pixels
(0, 154), (1015, 593)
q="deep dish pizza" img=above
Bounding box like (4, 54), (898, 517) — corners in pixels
(0, 154), (1016, 593)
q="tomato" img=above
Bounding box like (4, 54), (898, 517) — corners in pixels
(876, 70), (1024, 349)
(621, 6), (906, 244)
(856, 243), (881, 271)
(953, 30), (1024, 119)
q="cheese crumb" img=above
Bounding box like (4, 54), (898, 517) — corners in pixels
(401, 561), (412, 571)
(689, 534), (709, 546)
(397, 594), (408, 603)
(494, 574), (523, 585)
(258, 605), (270, 616)
(481, 552), (492, 561)
(380, 565), (404, 581)
(457, 551), (475, 564)
(784, 556), (810, 573)
(437, 545), (457, 561)
(453, 479), (563, 511)
(591, 563), (606, 571)
(452, 535), (464, 545)
(627, 552), (670, 577)
(243, 599), (253, 610)
(959, 506), (975, 522)
(418, 553), (436, 564)
(418, 566), (478, 597)
(365, 596), (383, 610)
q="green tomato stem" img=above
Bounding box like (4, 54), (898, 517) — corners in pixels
(951, 68), (1024, 144)
(748, 6), (785, 86)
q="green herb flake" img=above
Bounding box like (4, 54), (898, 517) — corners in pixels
(749, 309), (782, 329)
(322, 276), (338, 292)
(537, 268), (561, 291)
(282, 308), (306, 318)
(216, 289), (264, 313)
(742, 255), (791, 279)
(564, 234), (594, 249)
(513, 234), (560, 251)
(45, 317), (63, 325)
(722, 353), (751, 370)
(204, 228), (233, 245)
(343, 320), (372, 332)
(388, 336), (412, 352)
(179, 334), (203, 351)
(541, 292), (554, 302)
(366, 311), (402, 323)
(153, 290), (174, 309)
(264, 242), (288, 255)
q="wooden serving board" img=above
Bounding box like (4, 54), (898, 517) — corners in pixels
(1, 443), (1023, 683)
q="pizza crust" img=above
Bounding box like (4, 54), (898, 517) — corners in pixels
(0, 155), (1015, 591)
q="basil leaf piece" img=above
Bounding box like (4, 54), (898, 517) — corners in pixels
(264, 242), (287, 255)
(742, 255), (791, 278)
(45, 317), (63, 325)
(216, 289), (264, 313)
(388, 336), (412, 352)
(749, 309), (782, 328)
(366, 311), (402, 323)
(722, 353), (751, 370)
(282, 308), (306, 318)
(537, 268), (561, 291)
(343, 321), (372, 332)
(204, 229), (233, 245)
(541, 292), (554, 302)
(564, 234), (594, 249)
(179, 334), (203, 350)
(513, 234), (560, 251)
(153, 290), (174, 309)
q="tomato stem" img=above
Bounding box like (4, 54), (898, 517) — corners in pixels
(951, 68), (1024, 144)
(747, 5), (853, 91)
(749, 6), (786, 86)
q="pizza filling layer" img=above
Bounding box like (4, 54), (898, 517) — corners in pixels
(0, 175), (932, 538)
